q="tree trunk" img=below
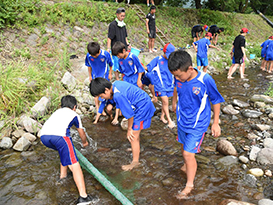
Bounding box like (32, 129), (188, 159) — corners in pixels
(195, 0), (202, 9)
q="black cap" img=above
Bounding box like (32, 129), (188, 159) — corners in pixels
(116, 7), (125, 14)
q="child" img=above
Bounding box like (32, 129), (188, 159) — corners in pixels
(260, 36), (272, 71)
(112, 41), (145, 88)
(40, 95), (95, 205)
(265, 37), (273, 73)
(146, 43), (176, 128)
(85, 42), (113, 116)
(192, 32), (219, 72)
(89, 78), (156, 171)
(191, 24), (208, 42)
(141, 70), (157, 102)
(168, 50), (224, 199)
(93, 98), (120, 125)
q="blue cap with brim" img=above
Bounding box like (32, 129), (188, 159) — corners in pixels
(163, 43), (175, 59)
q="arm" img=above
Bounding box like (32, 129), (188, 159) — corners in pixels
(127, 116), (135, 142)
(209, 44), (220, 51)
(192, 42), (197, 52)
(146, 19), (150, 34)
(114, 71), (120, 80)
(137, 72), (143, 88)
(172, 86), (177, 113)
(211, 103), (221, 137)
(77, 128), (88, 147)
(230, 45), (234, 58)
(88, 67), (92, 82)
(107, 38), (111, 53)
(111, 108), (120, 125)
(241, 47), (246, 60)
(93, 113), (101, 124)
(108, 66), (113, 80)
(126, 37), (131, 50)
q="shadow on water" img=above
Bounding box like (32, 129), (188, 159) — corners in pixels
(0, 66), (273, 204)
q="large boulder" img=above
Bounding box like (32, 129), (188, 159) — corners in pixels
(219, 199), (255, 205)
(232, 99), (250, 108)
(61, 71), (77, 91)
(257, 148), (273, 165)
(17, 115), (42, 133)
(31, 96), (50, 118)
(216, 139), (237, 156)
(13, 137), (31, 151)
(222, 105), (240, 115)
(258, 199), (273, 205)
(251, 94), (273, 104)
(241, 109), (263, 118)
(0, 137), (13, 149)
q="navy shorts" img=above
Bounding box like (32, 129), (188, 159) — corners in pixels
(132, 118), (152, 131)
(41, 135), (78, 166)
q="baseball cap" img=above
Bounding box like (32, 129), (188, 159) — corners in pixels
(204, 25), (208, 31)
(269, 36), (273, 39)
(241, 28), (249, 33)
(116, 7), (125, 14)
(163, 43), (175, 59)
(205, 32), (212, 37)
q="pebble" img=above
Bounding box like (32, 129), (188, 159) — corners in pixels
(244, 174), (257, 187)
(239, 156), (249, 164)
(249, 146), (261, 161)
(258, 199), (273, 205)
(265, 170), (272, 177)
(247, 168), (264, 177)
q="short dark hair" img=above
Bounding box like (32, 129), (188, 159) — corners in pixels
(168, 50), (192, 72)
(61, 95), (77, 109)
(116, 7), (125, 14)
(89, 77), (112, 97)
(219, 28), (224, 32)
(150, 5), (156, 11)
(112, 41), (126, 56)
(87, 42), (100, 56)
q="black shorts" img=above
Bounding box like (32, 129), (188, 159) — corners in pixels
(234, 57), (244, 64)
(191, 30), (199, 38)
(148, 29), (156, 38)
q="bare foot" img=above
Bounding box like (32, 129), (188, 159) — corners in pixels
(227, 75), (234, 79)
(180, 164), (186, 173)
(160, 117), (168, 124)
(176, 185), (194, 200)
(167, 121), (175, 129)
(151, 96), (158, 103)
(122, 161), (140, 171)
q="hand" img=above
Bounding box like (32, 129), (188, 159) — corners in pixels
(195, 49), (198, 52)
(82, 141), (89, 147)
(217, 48), (220, 51)
(107, 48), (111, 53)
(111, 118), (119, 125)
(108, 72), (112, 81)
(89, 77), (92, 82)
(127, 129), (135, 142)
(137, 80), (142, 89)
(128, 44), (132, 50)
(211, 123), (221, 138)
(147, 30), (150, 34)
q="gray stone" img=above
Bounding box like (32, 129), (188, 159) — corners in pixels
(195, 155), (211, 164)
(257, 148), (273, 165)
(13, 137), (31, 151)
(222, 105), (240, 115)
(251, 94), (273, 104)
(219, 199), (256, 205)
(27, 34), (39, 47)
(0, 137), (13, 149)
(264, 138), (273, 149)
(11, 129), (26, 139)
(216, 139), (237, 156)
(61, 72), (77, 91)
(269, 113), (273, 119)
(246, 133), (259, 140)
(17, 115), (42, 133)
(263, 131), (271, 138)
(249, 146), (261, 161)
(258, 199), (273, 205)
(231, 115), (239, 121)
(22, 133), (36, 142)
(248, 168), (264, 177)
(244, 174), (257, 187)
(74, 26), (84, 32)
(218, 156), (238, 166)
(232, 99), (250, 108)
(0, 120), (4, 130)
(243, 83), (250, 88)
(31, 96), (51, 118)
(162, 178), (175, 186)
(120, 118), (128, 131)
(239, 155), (249, 163)
(241, 109), (263, 118)
(84, 77), (90, 86)
(254, 124), (271, 131)
(254, 102), (266, 109)
(82, 93), (95, 105)
(45, 27), (54, 33)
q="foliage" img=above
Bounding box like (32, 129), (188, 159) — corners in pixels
(265, 83), (273, 97)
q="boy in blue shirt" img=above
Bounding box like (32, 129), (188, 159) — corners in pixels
(112, 41), (145, 88)
(260, 36), (272, 71)
(146, 43), (175, 128)
(40, 95), (96, 205)
(168, 50), (224, 199)
(85, 42), (113, 117)
(192, 32), (219, 72)
(89, 78), (156, 171)
(266, 37), (273, 73)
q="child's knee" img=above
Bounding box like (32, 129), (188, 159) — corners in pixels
(183, 151), (195, 159)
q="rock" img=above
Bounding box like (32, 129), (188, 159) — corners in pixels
(244, 174), (257, 187)
(120, 118), (128, 131)
(239, 155), (249, 163)
(254, 124), (271, 131)
(218, 156), (238, 166)
(84, 77), (90, 86)
(241, 109), (263, 118)
(222, 105), (240, 115)
(219, 199), (256, 205)
(74, 26), (84, 32)
(12, 129), (26, 139)
(246, 133), (259, 140)
(17, 115), (42, 133)
(232, 99), (250, 108)
(257, 148), (273, 165)
(258, 199), (273, 205)
(61, 72), (77, 91)
(265, 170), (272, 177)
(162, 178), (175, 186)
(248, 168), (264, 177)
(0, 127), (13, 139)
(251, 95), (273, 104)
(231, 115), (239, 121)
(264, 183), (273, 199)
(269, 113), (273, 119)
(0, 137), (13, 149)
(195, 155), (210, 164)
(31, 96), (51, 118)
(264, 138), (273, 149)
(243, 83), (250, 88)
(13, 137), (31, 151)
(22, 133), (37, 142)
(216, 139), (237, 156)
(254, 102), (266, 109)
(82, 93), (95, 105)
(249, 146), (261, 161)
(263, 131), (271, 138)
(0, 120), (5, 130)
(26, 33), (39, 47)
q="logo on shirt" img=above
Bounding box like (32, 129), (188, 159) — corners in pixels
(134, 125), (139, 129)
(192, 87), (201, 95)
(129, 60), (133, 66)
(160, 61), (164, 65)
(120, 61), (123, 65)
(177, 82), (182, 89)
(91, 58), (94, 62)
(101, 57), (105, 62)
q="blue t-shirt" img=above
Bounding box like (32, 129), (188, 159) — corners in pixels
(118, 53), (145, 86)
(112, 81), (155, 122)
(265, 40), (273, 60)
(193, 38), (211, 58)
(261, 39), (271, 57)
(85, 49), (113, 79)
(146, 56), (174, 92)
(98, 99), (116, 114)
(175, 69), (224, 134)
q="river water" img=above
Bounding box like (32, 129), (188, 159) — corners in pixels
(1, 66), (273, 205)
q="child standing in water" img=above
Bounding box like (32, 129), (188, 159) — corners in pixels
(168, 50), (224, 199)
